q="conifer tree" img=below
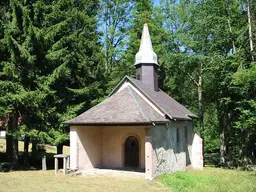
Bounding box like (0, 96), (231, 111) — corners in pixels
(41, 0), (104, 153)
(0, 0), (104, 163)
(0, 0), (48, 167)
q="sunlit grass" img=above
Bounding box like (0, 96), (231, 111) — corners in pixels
(0, 138), (69, 154)
(0, 170), (167, 192)
(158, 167), (256, 192)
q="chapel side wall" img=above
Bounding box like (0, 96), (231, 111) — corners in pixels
(102, 126), (146, 169)
(187, 121), (194, 167)
(152, 121), (193, 177)
(191, 133), (204, 169)
(76, 126), (102, 170)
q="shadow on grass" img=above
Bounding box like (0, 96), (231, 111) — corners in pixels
(0, 151), (59, 171)
(251, 172), (256, 177)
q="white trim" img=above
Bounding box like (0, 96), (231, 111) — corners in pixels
(117, 81), (130, 92)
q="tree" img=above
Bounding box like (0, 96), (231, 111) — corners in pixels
(41, 0), (105, 153)
(159, 0), (255, 166)
(98, 0), (135, 76)
(247, 0), (255, 61)
(0, 0), (48, 167)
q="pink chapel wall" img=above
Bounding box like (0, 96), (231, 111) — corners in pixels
(102, 126), (146, 169)
(70, 125), (147, 171)
(76, 126), (102, 170)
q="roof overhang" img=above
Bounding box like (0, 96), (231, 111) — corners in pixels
(65, 121), (169, 126)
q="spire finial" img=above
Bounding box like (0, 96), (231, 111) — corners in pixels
(135, 23), (158, 65)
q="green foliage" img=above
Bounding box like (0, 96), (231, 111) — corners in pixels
(0, 0), (105, 162)
(0, 0), (255, 167)
(158, 0), (256, 166)
(39, 0), (105, 147)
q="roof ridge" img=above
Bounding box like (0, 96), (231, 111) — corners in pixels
(127, 77), (195, 120)
(126, 77), (171, 118)
(127, 86), (151, 123)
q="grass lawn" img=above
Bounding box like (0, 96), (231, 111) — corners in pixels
(0, 168), (255, 192)
(0, 138), (69, 154)
(0, 170), (168, 192)
(1, 139), (255, 192)
(158, 167), (256, 192)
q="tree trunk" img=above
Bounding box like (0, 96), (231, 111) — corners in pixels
(12, 137), (19, 168)
(227, 19), (236, 54)
(5, 134), (13, 162)
(219, 123), (226, 165)
(242, 129), (251, 166)
(198, 75), (204, 165)
(7, 110), (19, 169)
(57, 144), (63, 154)
(31, 140), (38, 160)
(219, 109), (227, 166)
(23, 136), (30, 166)
(248, 0), (254, 61)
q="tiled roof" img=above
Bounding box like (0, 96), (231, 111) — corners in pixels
(65, 76), (197, 125)
(126, 77), (197, 120)
(65, 86), (168, 125)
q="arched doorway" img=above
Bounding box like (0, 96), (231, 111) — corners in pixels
(124, 136), (139, 167)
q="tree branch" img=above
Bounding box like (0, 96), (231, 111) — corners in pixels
(187, 72), (199, 86)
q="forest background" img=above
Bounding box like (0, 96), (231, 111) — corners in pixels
(0, 0), (255, 169)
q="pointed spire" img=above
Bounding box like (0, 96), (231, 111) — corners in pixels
(139, 23), (153, 51)
(135, 23), (158, 65)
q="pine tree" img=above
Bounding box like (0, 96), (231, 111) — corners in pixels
(0, 0), (48, 167)
(41, 0), (105, 153)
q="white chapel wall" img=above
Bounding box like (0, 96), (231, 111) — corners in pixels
(70, 126), (78, 169)
(151, 121), (194, 177)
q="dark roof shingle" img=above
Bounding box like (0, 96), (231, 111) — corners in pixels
(127, 77), (197, 120)
(65, 86), (167, 125)
(65, 76), (197, 125)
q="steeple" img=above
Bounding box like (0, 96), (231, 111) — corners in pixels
(135, 24), (158, 65)
(135, 24), (159, 91)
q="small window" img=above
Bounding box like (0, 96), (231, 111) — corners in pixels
(136, 74), (140, 80)
(184, 126), (187, 139)
(176, 128), (180, 143)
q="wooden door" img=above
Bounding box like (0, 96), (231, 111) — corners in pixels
(124, 136), (139, 167)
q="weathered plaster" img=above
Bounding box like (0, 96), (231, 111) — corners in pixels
(145, 127), (153, 180)
(152, 121), (194, 177)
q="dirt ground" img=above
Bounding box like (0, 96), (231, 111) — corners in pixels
(82, 168), (145, 178)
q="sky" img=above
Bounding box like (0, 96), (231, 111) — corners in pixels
(154, 0), (160, 6)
